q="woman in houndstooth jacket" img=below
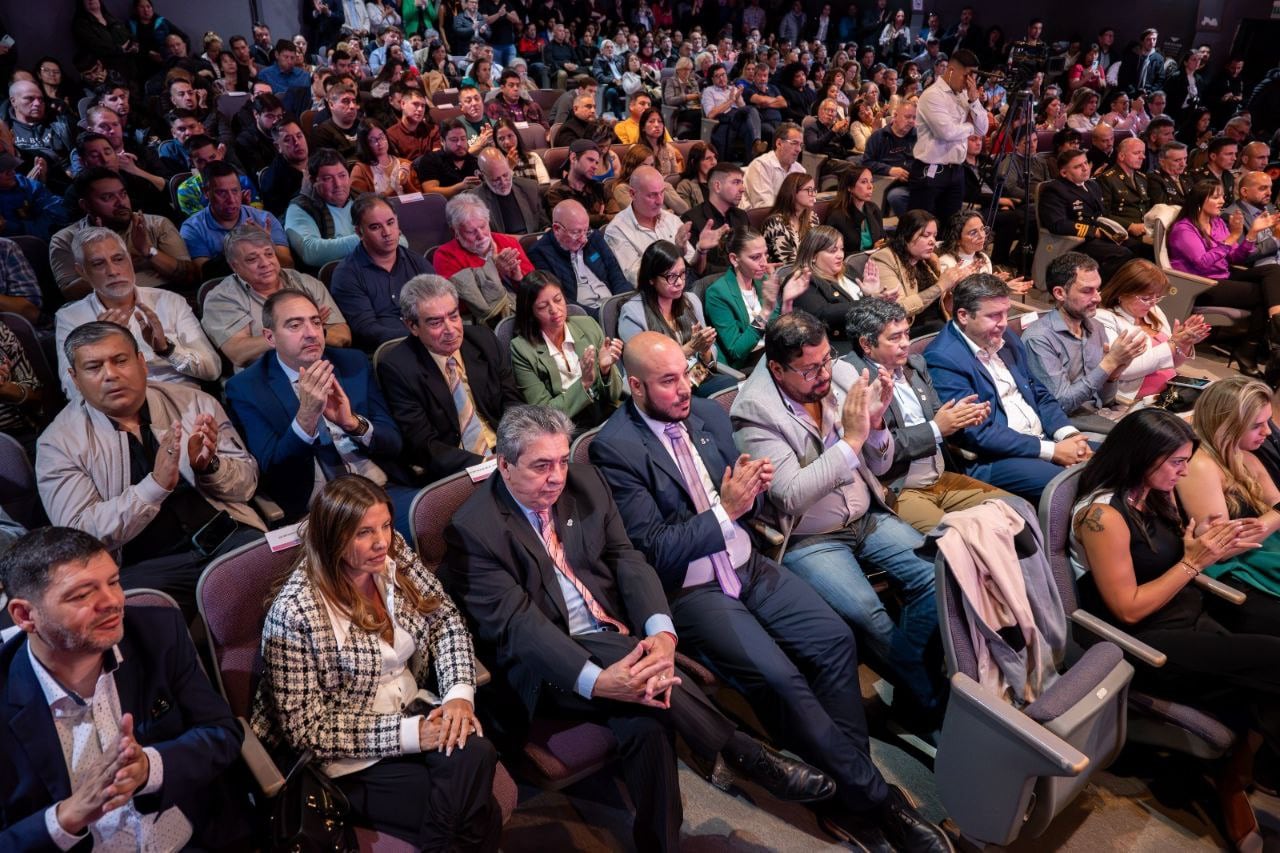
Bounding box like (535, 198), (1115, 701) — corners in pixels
(252, 475), (501, 850)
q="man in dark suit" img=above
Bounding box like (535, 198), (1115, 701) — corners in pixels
(376, 275), (523, 481)
(442, 404), (834, 852)
(924, 274), (1093, 502)
(0, 527), (246, 850)
(1037, 148), (1140, 280)
(224, 288), (415, 530)
(527, 199), (631, 319)
(473, 147), (549, 236)
(844, 298), (1011, 533)
(589, 332), (951, 852)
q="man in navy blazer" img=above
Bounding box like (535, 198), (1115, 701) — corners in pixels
(588, 332), (951, 852)
(924, 274), (1093, 502)
(527, 199), (631, 319)
(0, 527), (246, 850)
(224, 288), (415, 529)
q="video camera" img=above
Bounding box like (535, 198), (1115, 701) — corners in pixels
(975, 39), (1067, 90)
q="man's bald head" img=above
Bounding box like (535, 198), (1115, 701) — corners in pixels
(1241, 141), (1271, 171)
(623, 330), (685, 378)
(1240, 170), (1271, 192)
(1118, 137), (1144, 157)
(628, 165), (664, 192)
(476, 146), (506, 171)
(552, 198), (588, 228)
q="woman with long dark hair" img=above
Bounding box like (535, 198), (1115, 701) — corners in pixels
(509, 271), (623, 427)
(763, 172), (820, 266)
(826, 165), (884, 254)
(1168, 179), (1280, 367)
(494, 117), (549, 185)
(254, 475), (501, 850)
(675, 141), (719, 210)
(351, 121), (416, 196)
(618, 240), (736, 396)
(1072, 407), (1280, 851)
(869, 209), (974, 335)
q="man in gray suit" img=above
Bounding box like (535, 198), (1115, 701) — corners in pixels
(843, 298), (1010, 534)
(473, 147), (549, 236)
(730, 310), (943, 721)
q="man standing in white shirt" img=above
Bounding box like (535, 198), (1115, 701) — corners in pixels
(909, 48), (988, 222)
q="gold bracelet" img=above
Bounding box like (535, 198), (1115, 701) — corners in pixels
(1178, 560), (1198, 578)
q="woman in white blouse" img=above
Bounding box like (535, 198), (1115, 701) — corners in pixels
(1094, 259), (1211, 402)
(936, 210), (1034, 294)
(509, 271), (624, 429)
(1065, 88), (1101, 132)
(254, 475), (501, 850)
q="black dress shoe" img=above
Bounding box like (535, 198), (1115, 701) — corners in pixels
(819, 812), (894, 853)
(723, 734), (837, 803)
(879, 785), (954, 853)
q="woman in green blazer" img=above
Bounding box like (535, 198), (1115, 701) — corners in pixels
(703, 228), (809, 369)
(510, 272), (625, 429)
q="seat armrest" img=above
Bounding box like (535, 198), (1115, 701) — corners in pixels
(1193, 574), (1246, 604)
(747, 519), (784, 547)
(948, 672), (1090, 775)
(238, 717), (286, 798)
(253, 494), (285, 525)
(474, 655), (491, 686)
(714, 363), (746, 381)
(1069, 609), (1167, 667)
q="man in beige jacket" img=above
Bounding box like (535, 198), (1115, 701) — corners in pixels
(36, 321), (264, 614)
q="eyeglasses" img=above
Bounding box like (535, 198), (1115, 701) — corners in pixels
(963, 225), (991, 238)
(800, 185), (817, 194)
(785, 350), (835, 382)
(660, 270), (688, 284)
(554, 224), (589, 240)
(1134, 293), (1165, 305)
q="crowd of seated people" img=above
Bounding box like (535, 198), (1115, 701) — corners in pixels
(6, 2), (1280, 850)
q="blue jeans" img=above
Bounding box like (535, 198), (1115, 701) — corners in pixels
(491, 43), (517, 69)
(782, 511), (940, 708)
(885, 184), (911, 218)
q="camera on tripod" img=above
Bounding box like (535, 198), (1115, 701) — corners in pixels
(976, 40), (1067, 91)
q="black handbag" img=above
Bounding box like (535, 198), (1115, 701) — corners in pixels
(269, 749), (357, 852)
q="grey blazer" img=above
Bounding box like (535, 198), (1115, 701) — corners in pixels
(472, 177), (550, 236)
(729, 356), (894, 549)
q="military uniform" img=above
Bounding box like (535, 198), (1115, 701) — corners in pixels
(1037, 177), (1139, 278)
(1187, 165), (1235, 204)
(1096, 165), (1152, 230)
(1147, 169), (1189, 208)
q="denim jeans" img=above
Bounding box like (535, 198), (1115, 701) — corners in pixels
(491, 43), (517, 69)
(782, 510), (940, 708)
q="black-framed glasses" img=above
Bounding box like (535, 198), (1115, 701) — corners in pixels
(785, 350), (835, 382)
(661, 270), (687, 284)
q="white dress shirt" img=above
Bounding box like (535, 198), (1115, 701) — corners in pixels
(603, 205), (698, 286)
(55, 287), (221, 400)
(958, 330), (1077, 460)
(743, 151), (809, 209)
(886, 367), (944, 488)
(30, 644), (190, 852)
(543, 324), (583, 390)
(914, 80), (989, 166)
(571, 249), (614, 308)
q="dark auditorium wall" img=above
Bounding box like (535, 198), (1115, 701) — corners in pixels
(0, 0), (302, 73)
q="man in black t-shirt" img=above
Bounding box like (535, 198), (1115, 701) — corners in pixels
(415, 119), (482, 199)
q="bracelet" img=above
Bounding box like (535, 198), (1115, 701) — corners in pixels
(1177, 559), (1199, 578)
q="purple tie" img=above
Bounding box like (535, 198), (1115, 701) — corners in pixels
(663, 422), (742, 599)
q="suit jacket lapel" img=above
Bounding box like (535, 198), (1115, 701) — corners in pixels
(266, 356), (301, 423)
(495, 477), (572, 626)
(624, 403), (690, 501)
(685, 410), (725, 486)
(414, 337), (453, 419)
(6, 643), (72, 803)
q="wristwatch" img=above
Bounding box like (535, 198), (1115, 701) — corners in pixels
(155, 338), (175, 357)
(345, 415), (371, 437)
(202, 455), (221, 475)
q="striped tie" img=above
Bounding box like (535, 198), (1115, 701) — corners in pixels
(537, 509), (630, 635)
(447, 356), (488, 456)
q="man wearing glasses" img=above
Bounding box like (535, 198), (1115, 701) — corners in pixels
(730, 311), (948, 741)
(527, 199), (631, 319)
(743, 122), (808, 208)
(908, 48), (988, 222)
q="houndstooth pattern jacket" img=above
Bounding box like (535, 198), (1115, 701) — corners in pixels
(251, 533), (476, 761)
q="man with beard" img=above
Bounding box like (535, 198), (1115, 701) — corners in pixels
(1021, 252), (1172, 433)
(433, 192), (533, 325)
(50, 167), (193, 299)
(0, 527), (249, 848)
(414, 119), (483, 199)
(72, 132), (169, 217)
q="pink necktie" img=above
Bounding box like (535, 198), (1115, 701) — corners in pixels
(536, 510), (630, 634)
(663, 422), (743, 599)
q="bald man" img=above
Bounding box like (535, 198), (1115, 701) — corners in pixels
(588, 332), (952, 850)
(1086, 122), (1115, 175)
(527, 199), (630, 317)
(472, 146), (548, 235)
(604, 166), (723, 286)
(1096, 136), (1153, 237)
(7, 79), (74, 178)
(1240, 141), (1272, 174)
(1225, 171), (1280, 269)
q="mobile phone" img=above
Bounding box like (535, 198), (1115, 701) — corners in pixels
(0, 36), (14, 49)
(192, 510), (237, 557)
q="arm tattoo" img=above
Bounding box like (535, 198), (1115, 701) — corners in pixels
(1080, 506), (1106, 533)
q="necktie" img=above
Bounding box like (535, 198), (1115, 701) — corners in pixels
(293, 379), (349, 480)
(536, 509), (630, 634)
(663, 423), (743, 598)
(447, 356), (488, 456)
